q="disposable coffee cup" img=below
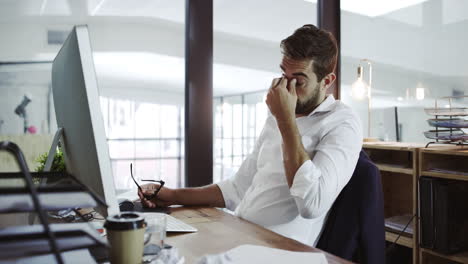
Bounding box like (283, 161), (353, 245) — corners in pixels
(104, 212), (146, 264)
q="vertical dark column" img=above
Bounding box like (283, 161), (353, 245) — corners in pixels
(318, 0), (341, 99)
(185, 0), (213, 187)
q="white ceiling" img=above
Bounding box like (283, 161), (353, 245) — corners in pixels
(0, 0), (317, 44)
(2, 0), (468, 40)
(1, 0), (468, 97)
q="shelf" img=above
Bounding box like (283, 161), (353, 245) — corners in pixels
(421, 146), (468, 156)
(421, 248), (468, 264)
(386, 231), (413, 248)
(375, 163), (414, 175)
(363, 142), (425, 151)
(0, 191), (98, 213)
(363, 147), (415, 174)
(421, 170), (468, 181)
(0, 172), (106, 213)
(420, 148), (468, 184)
(0, 223), (107, 260)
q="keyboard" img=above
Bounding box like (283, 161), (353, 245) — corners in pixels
(143, 213), (197, 233)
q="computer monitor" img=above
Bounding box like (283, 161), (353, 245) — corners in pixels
(51, 25), (119, 217)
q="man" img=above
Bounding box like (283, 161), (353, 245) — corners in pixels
(139, 24), (362, 246)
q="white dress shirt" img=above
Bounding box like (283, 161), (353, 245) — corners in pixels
(217, 95), (363, 246)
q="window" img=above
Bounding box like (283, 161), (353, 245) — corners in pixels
(101, 98), (184, 190)
(213, 92), (267, 182)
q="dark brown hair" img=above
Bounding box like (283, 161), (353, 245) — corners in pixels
(280, 24), (338, 81)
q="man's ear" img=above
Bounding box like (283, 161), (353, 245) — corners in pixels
(321, 73), (336, 90)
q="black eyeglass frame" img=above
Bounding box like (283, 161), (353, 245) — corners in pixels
(130, 163), (165, 201)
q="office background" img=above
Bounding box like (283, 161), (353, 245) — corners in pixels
(1, 0), (467, 192)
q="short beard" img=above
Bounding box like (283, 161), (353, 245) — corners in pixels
(295, 97), (318, 115)
(295, 85), (322, 115)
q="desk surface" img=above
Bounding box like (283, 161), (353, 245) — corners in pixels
(165, 206), (353, 264)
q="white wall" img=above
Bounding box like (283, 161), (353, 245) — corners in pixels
(0, 63), (52, 134)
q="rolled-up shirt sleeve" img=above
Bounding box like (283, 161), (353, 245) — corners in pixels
(289, 118), (363, 219)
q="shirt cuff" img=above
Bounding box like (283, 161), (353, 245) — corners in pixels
(216, 179), (241, 211)
(289, 159), (322, 200)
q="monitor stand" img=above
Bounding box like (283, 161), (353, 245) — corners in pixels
(43, 127), (65, 173)
(29, 128), (66, 225)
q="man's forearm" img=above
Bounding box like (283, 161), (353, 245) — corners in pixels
(277, 119), (311, 187)
(174, 184), (226, 208)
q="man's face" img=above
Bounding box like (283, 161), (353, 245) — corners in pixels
(280, 56), (323, 115)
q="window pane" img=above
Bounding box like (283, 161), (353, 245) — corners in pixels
(112, 160), (133, 190)
(160, 159), (180, 188)
(222, 139), (232, 157)
(161, 140), (179, 157)
(233, 157), (243, 167)
(135, 103), (158, 139)
(108, 140), (135, 159)
(233, 139), (243, 157)
(107, 100), (135, 139)
(222, 103), (233, 139)
(135, 140), (159, 159)
(135, 160), (160, 182)
(214, 138), (222, 158)
(160, 105), (180, 138)
(213, 164), (222, 183)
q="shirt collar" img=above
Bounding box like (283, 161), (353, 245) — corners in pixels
(307, 94), (336, 117)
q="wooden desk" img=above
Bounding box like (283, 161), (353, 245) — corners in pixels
(165, 206), (353, 264)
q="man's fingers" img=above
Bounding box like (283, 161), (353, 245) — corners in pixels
(142, 189), (154, 196)
(141, 197), (150, 207)
(270, 78), (281, 90)
(141, 198), (168, 208)
(289, 79), (297, 95)
(274, 78), (282, 87)
(276, 77), (287, 90)
(141, 197), (156, 208)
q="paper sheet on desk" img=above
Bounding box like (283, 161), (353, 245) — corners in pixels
(196, 244), (328, 264)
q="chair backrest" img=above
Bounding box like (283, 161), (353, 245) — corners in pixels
(316, 150), (385, 264)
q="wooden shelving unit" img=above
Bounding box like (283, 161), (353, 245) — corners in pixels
(419, 146), (468, 264)
(354, 143), (468, 263)
(363, 142), (425, 264)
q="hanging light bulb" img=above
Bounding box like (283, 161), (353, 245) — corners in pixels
(351, 65), (368, 100)
(416, 86), (425, 101)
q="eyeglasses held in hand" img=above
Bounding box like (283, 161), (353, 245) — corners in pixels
(130, 163), (165, 201)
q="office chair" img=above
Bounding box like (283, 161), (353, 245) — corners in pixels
(316, 150), (385, 264)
